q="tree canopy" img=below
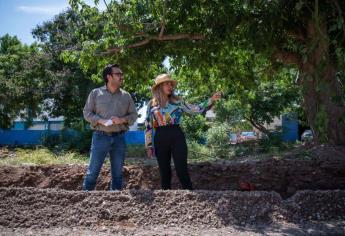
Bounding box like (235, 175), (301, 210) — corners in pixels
(64, 0), (345, 144)
(0, 34), (47, 127)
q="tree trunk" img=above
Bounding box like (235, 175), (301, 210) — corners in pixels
(299, 20), (345, 145)
(247, 118), (270, 136)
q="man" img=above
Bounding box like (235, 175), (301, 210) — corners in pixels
(83, 64), (137, 191)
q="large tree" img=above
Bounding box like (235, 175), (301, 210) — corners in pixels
(0, 34), (47, 128)
(32, 10), (98, 127)
(66, 0), (345, 144)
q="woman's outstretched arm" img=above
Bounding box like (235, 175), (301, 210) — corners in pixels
(181, 92), (222, 115)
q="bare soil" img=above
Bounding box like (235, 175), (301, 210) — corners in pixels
(0, 145), (345, 235)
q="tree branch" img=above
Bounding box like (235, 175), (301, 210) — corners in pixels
(159, 22), (165, 39)
(243, 116), (270, 134)
(103, 0), (110, 12)
(159, 1), (167, 39)
(98, 33), (205, 55)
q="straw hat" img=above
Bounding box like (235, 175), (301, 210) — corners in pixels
(151, 74), (177, 92)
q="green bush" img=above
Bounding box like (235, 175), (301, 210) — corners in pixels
(206, 122), (231, 147)
(233, 140), (257, 156)
(181, 114), (209, 143)
(205, 123), (232, 158)
(41, 129), (92, 153)
(258, 132), (284, 153)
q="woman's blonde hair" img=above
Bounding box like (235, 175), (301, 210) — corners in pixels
(151, 83), (180, 107)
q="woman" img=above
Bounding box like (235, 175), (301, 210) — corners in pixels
(145, 73), (221, 190)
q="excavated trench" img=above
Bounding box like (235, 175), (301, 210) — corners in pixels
(1, 145), (345, 235)
(1, 152), (345, 198)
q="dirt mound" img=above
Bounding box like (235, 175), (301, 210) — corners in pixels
(1, 188), (345, 229)
(1, 146), (345, 198)
(1, 188), (345, 236)
(1, 145), (345, 235)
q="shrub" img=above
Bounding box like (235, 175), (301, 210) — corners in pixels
(205, 123), (232, 158)
(41, 129), (92, 153)
(181, 114), (209, 143)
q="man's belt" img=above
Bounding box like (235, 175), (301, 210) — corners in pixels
(95, 130), (125, 136)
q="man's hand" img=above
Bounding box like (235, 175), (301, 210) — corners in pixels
(111, 116), (127, 125)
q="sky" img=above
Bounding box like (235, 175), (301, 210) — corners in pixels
(0, 0), (105, 45)
(0, 0), (171, 68)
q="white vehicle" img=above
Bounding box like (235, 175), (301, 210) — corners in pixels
(301, 129), (313, 143)
(239, 131), (257, 142)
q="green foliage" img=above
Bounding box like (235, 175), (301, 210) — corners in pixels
(0, 34), (47, 128)
(258, 132), (284, 152)
(213, 67), (301, 134)
(32, 10), (99, 126)
(206, 123), (231, 147)
(0, 11), (99, 129)
(205, 122), (232, 158)
(180, 114), (209, 142)
(41, 129), (92, 153)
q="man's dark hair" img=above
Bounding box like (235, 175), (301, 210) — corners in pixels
(102, 64), (121, 83)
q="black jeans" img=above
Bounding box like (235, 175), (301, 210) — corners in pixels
(154, 125), (193, 190)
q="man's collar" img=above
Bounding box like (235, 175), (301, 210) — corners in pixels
(101, 85), (121, 94)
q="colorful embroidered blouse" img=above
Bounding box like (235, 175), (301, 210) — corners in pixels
(144, 99), (213, 149)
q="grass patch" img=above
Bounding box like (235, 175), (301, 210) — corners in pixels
(0, 147), (88, 165)
(0, 141), (306, 166)
(0, 145), (148, 166)
(186, 140), (305, 163)
(126, 144), (146, 158)
(188, 141), (218, 163)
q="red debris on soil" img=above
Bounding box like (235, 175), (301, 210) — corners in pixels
(239, 181), (256, 191)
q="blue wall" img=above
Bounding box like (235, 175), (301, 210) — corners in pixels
(124, 131), (145, 144)
(281, 114), (299, 142)
(1, 114), (299, 146)
(0, 130), (145, 145)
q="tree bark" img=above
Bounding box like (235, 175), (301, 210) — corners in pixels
(246, 116), (270, 136)
(299, 20), (345, 145)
